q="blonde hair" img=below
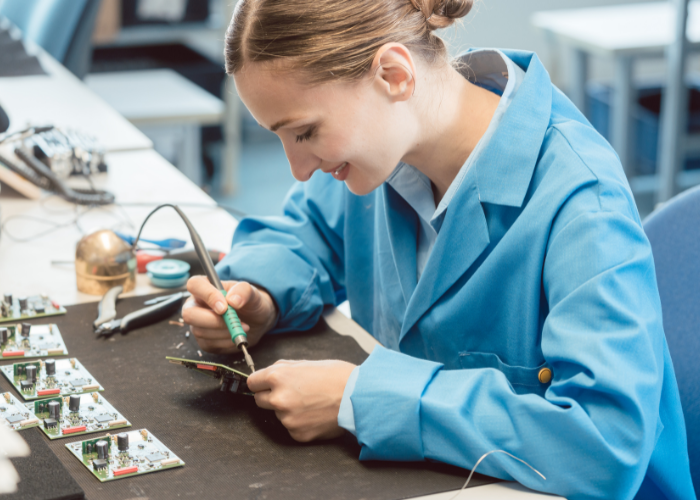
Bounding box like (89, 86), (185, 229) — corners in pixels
(225, 0), (474, 84)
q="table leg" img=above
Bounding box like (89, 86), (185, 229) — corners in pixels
(611, 55), (634, 178)
(179, 124), (203, 187)
(656, 0), (691, 203)
(569, 48), (589, 116)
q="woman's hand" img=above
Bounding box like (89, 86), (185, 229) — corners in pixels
(247, 360), (356, 442)
(182, 276), (278, 354)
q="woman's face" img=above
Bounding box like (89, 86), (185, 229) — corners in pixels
(234, 62), (416, 196)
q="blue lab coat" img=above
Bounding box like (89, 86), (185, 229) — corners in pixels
(217, 50), (696, 500)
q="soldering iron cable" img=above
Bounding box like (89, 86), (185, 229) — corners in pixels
(133, 204), (255, 372)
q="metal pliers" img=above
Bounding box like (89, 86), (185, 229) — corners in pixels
(94, 287), (190, 337)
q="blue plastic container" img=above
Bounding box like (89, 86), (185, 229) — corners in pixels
(587, 82), (700, 176)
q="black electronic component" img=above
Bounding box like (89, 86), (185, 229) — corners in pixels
(18, 297), (28, 311)
(45, 359), (56, 376)
(86, 443), (93, 454)
(117, 432), (129, 452)
(0, 328), (8, 344)
(25, 365), (37, 383)
(34, 305), (45, 314)
(93, 459), (108, 471)
(3, 294), (11, 305)
(20, 380), (34, 391)
(44, 418), (57, 429)
(48, 400), (60, 420)
(69, 395), (81, 412)
(96, 440), (108, 460)
(20, 322), (30, 337)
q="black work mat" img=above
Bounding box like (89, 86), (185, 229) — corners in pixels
(1, 416), (85, 500)
(3, 293), (495, 500)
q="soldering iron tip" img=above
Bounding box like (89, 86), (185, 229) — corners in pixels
(241, 344), (255, 373)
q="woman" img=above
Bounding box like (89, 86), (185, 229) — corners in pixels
(182, 1), (695, 498)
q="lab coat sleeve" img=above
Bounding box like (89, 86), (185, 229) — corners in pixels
(349, 208), (664, 500)
(215, 173), (346, 333)
(337, 366), (360, 436)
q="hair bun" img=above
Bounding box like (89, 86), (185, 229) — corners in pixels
(424, 0), (473, 29)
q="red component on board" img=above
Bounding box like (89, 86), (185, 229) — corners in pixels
(2, 351), (24, 357)
(196, 364), (217, 371)
(37, 389), (61, 396)
(63, 426), (87, 434)
(114, 466), (139, 476)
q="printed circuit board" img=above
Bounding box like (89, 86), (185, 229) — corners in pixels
(0, 392), (40, 431)
(166, 356), (251, 395)
(0, 294), (66, 323)
(0, 358), (104, 400)
(0, 323), (68, 359)
(66, 429), (184, 481)
(29, 392), (130, 439)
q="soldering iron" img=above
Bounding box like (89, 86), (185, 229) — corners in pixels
(133, 204), (255, 373)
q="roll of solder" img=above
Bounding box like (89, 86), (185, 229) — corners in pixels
(146, 259), (190, 289)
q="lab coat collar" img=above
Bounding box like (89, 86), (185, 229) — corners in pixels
(399, 50), (552, 342)
(383, 184), (418, 307)
(473, 50), (552, 208)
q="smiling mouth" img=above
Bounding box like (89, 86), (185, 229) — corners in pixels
(322, 162), (348, 175)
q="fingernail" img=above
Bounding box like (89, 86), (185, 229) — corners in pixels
(215, 302), (227, 314)
(232, 295), (242, 308)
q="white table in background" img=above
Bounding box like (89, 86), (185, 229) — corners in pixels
(0, 42), (152, 153)
(85, 69), (225, 186)
(532, 1), (700, 193)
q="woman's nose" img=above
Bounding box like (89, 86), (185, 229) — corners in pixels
(284, 143), (318, 181)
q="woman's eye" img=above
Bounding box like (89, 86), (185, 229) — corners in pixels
(295, 127), (315, 143)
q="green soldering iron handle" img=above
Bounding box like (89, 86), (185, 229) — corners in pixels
(219, 289), (248, 347)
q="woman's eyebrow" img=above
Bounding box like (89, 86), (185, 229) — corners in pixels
(268, 117), (305, 132)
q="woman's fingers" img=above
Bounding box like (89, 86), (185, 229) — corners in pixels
(226, 281), (260, 311)
(187, 275), (235, 315)
(253, 390), (273, 409)
(181, 296), (226, 329)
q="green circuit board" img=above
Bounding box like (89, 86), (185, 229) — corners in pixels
(0, 323), (68, 359)
(0, 294), (66, 323)
(28, 392), (131, 440)
(0, 358), (104, 401)
(166, 356), (251, 395)
(0, 392), (40, 431)
(66, 429), (184, 482)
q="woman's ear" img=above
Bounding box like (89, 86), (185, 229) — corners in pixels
(371, 43), (417, 102)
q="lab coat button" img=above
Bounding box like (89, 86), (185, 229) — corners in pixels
(538, 368), (552, 384)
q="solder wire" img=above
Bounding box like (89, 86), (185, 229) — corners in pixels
(132, 204), (255, 373)
(447, 450), (546, 499)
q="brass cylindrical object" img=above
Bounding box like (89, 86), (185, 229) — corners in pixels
(75, 230), (136, 295)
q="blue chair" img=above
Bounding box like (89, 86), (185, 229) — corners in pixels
(644, 185), (700, 494)
(0, 0), (101, 79)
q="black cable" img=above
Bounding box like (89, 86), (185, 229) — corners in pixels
(14, 148), (115, 206)
(0, 151), (52, 190)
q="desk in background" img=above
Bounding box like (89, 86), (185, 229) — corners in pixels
(532, 1), (700, 200)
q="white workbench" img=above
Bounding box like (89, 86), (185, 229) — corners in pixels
(85, 69), (224, 186)
(0, 40), (152, 153)
(0, 41), (563, 500)
(532, 1), (700, 195)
